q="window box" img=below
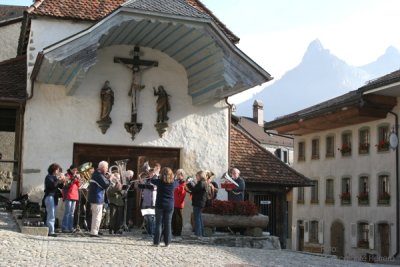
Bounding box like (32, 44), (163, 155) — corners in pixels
(340, 192), (351, 205)
(338, 144), (351, 156)
(378, 192), (390, 205)
(357, 192), (369, 205)
(376, 140), (390, 152)
(358, 240), (369, 249)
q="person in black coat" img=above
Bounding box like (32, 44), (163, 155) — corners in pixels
(186, 170), (207, 237)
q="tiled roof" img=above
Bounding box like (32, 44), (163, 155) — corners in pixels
(233, 116), (293, 147)
(359, 69), (400, 92)
(230, 125), (312, 187)
(27, 0), (239, 43)
(0, 56), (27, 101)
(0, 5), (26, 23)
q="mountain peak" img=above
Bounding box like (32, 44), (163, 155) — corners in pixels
(384, 46), (400, 56)
(302, 39), (329, 62)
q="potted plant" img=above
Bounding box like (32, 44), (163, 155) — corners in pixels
(376, 140), (389, 151)
(338, 143), (351, 156)
(340, 191), (351, 204)
(378, 192), (390, 204)
(357, 191), (369, 205)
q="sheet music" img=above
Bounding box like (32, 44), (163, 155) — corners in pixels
(141, 208), (155, 216)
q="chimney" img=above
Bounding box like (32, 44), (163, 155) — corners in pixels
(253, 100), (264, 126)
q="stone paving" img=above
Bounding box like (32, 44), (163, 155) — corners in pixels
(0, 211), (394, 267)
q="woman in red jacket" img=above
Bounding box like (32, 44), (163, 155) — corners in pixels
(61, 165), (80, 233)
(172, 169), (186, 236)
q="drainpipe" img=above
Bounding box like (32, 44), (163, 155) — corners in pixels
(225, 97), (233, 168)
(389, 111), (399, 258)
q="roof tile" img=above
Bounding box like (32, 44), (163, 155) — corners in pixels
(0, 56), (27, 100)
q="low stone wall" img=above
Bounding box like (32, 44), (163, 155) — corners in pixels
(12, 210), (48, 236)
(204, 233), (281, 250)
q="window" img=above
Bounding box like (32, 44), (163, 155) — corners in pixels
(325, 179), (334, 204)
(358, 176), (369, 205)
(309, 220), (319, 243)
(311, 138), (320, 159)
(340, 177), (351, 205)
(275, 148), (289, 164)
(378, 175), (390, 205)
(326, 135), (335, 158)
(359, 128), (370, 154)
(311, 180), (319, 204)
(297, 187), (304, 204)
(358, 222), (369, 248)
(298, 142), (305, 162)
(339, 131), (352, 156)
(377, 125), (390, 152)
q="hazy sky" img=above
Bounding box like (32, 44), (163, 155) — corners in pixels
(2, 0), (400, 102)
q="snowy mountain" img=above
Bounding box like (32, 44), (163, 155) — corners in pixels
(235, 39), (400, 121)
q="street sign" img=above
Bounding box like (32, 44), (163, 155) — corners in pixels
(260, 200), (271, 205)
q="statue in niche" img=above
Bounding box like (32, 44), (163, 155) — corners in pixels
(97, 81), (114, 134)
(153, 85), (170, 123)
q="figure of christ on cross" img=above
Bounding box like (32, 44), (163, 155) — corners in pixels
(114, 46), (158, 139)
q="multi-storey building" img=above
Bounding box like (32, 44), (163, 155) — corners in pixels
(264, 70), (400, 260)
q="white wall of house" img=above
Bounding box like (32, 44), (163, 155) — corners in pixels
(290, 102), (399, 259)
(264, 144), (294, 165)
(22, 44), (229, 196)
(0, 22), (21, 61)
(26, 18), (93, 93)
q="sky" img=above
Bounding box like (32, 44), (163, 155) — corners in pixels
(2, 0), (400, 103)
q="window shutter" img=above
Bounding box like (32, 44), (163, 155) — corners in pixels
(369, 223), (375, 249)
(304, 220), (309, 243)
(318, 220), (324, 244)
(351, 223), (357, 247)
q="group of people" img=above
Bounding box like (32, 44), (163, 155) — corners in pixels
(42, 161), (245, 246)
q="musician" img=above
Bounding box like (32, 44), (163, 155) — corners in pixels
(61, 165), (81, 233)
(43, 163), (65, 237)
(151, 167), (179, 247)
(107, 173), (124, 234)
(172, 169), (186, 236)
(138, 169), (157, 237)
(88, 161), (111, 237)
(186, 170), (208, 237)
(125, 170), (136, 229)
(226, 168), (245, 201)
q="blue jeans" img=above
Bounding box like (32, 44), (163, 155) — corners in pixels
(144, 214), (155, 235)
(62, 200), (76, 231)
(45, 195), (56, 234)
(154, 208), (173, 246)
(193, 206), (204, 237)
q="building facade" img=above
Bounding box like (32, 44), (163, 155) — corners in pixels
(265, 73), (399, 259)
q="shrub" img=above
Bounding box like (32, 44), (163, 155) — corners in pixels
(202, 200), (258, 216)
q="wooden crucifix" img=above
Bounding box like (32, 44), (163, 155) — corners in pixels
(114, 46), (158, 140)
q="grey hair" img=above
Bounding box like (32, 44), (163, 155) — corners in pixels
(126, 170), (134, 178)
(175, 169), (185, 177)
(231, 168), (240, 175)
(98, 161), (109, 168)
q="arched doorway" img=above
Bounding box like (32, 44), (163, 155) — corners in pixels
(378, 223), (390, 257)
(330, 221), (345, 258)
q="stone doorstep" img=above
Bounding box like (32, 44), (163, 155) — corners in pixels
(12, 210), (49, 237)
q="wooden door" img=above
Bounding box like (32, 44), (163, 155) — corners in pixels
(379, 223), (390, 257)
(330, 221), (345, 258)
(298, 221), (304, 251)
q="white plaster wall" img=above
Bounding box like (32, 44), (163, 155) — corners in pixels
(290, 102), (399, 258)
(27, 19), (92, 93)
(0, 22), (21, 61)
(22, 45), (229, 197)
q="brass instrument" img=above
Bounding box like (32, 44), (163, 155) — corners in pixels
(77, 162), (93, 189)
(109, 159), (129, 185)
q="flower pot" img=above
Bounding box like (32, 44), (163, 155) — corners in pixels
(341, 199), (351, 205)
(358, 199), (369, 205)
(378, 199), (390, 205)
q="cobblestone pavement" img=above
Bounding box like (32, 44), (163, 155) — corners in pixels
(0, 211), (393, 267)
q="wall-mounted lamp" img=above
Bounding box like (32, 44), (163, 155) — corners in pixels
(389, 127), (398, 150)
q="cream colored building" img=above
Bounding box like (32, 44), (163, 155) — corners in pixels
(265, 73), (400, 260)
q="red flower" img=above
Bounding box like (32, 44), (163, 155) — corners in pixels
(357, 192), (369, 200)
(338, 143), (351, 153)
(378, 192), (390, 200)
(376, 140), (389, 150)
(340, 192), (351, 200)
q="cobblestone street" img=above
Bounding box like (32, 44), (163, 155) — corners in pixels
(0, 211), (394, 267)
